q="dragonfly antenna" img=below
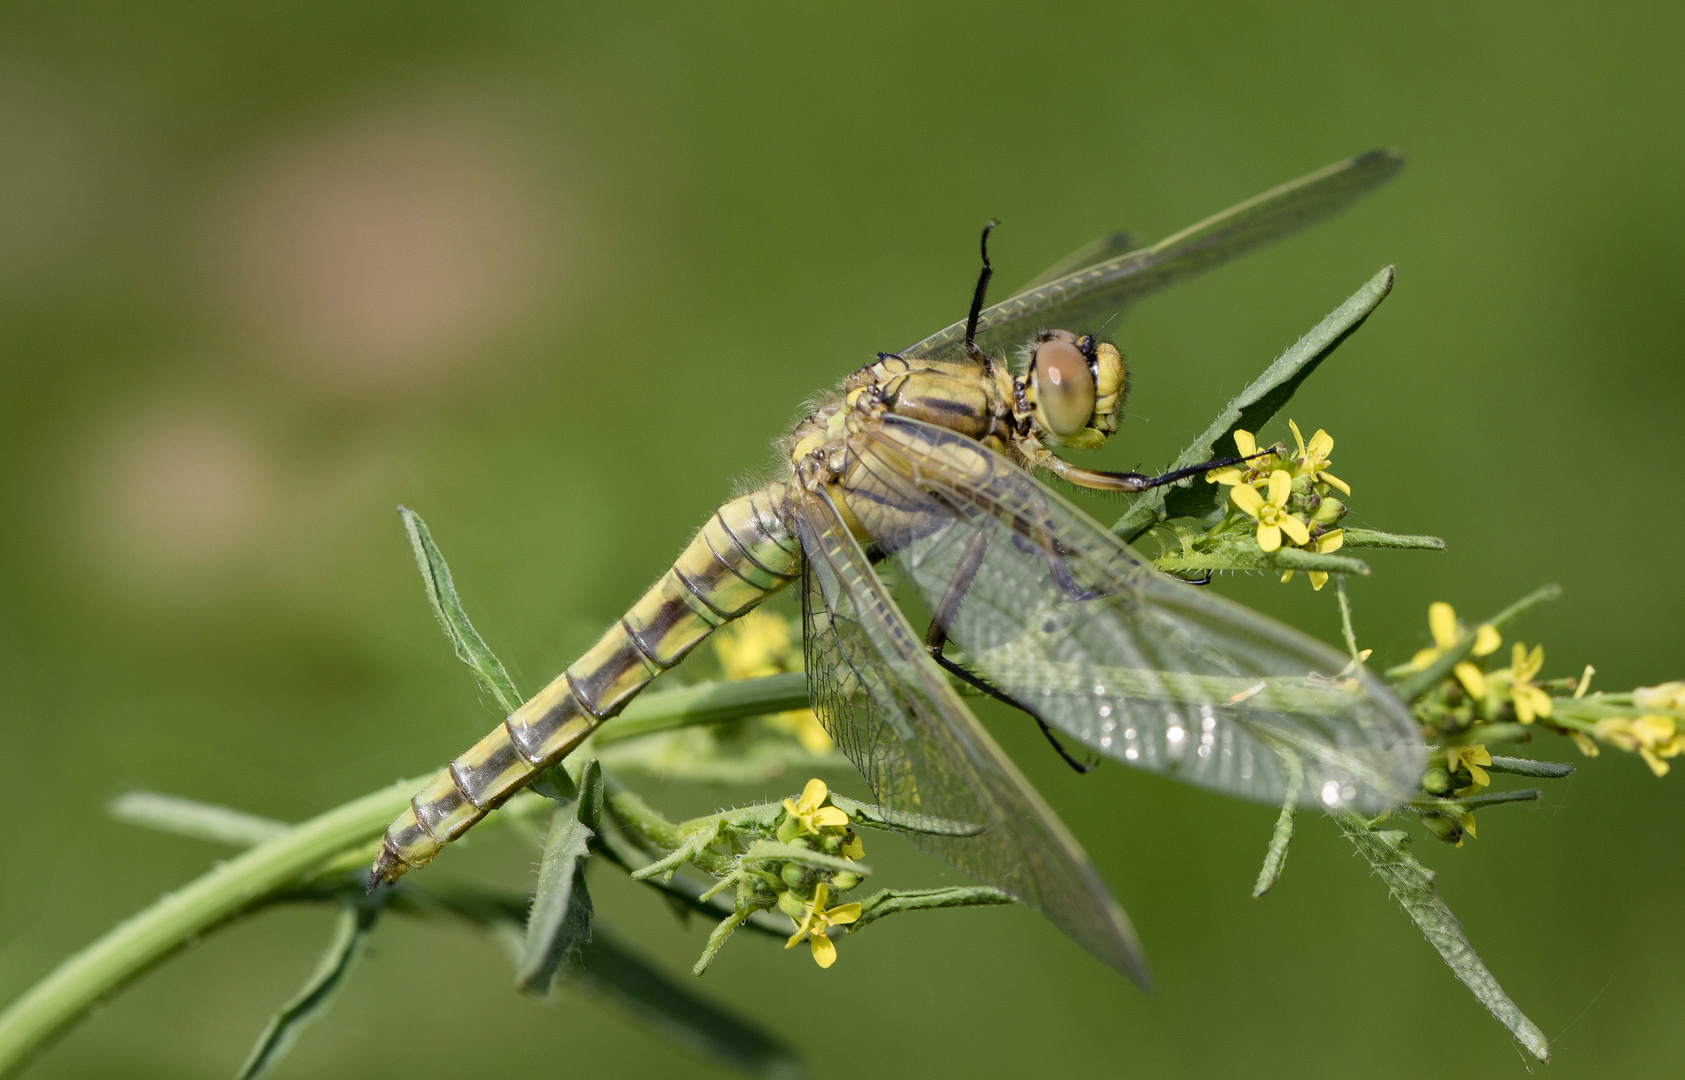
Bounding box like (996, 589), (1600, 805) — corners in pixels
(964, 219), (998, 361)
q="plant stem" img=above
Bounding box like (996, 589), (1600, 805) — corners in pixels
(0, 776), (424, 1078)
(0, 671), (813, 1077)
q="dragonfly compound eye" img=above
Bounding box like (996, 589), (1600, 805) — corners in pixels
(1032, 337), (1097, 437)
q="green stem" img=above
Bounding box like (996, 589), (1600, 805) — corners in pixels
(0, 776), (425, 1078)
(0, 671), (811, 1077)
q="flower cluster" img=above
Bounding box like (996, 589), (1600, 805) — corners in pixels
(1207, 420), (1349, 589)
(775, 779), (865, 967)
(1400, 599), (1685, 844)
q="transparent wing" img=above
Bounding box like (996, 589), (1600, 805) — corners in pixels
(851, 414), (1424, 813)
(901, 149), (1404, 363)
(793, 484), (1150, 986)
(1017, 230), (1140, 292)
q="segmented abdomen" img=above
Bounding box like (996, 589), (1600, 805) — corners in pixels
(372, 483), (801, 884)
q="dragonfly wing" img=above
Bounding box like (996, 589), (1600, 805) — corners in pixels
(794, 482), (1150, 986)
(853, 414), (1424, 814)
(900, 150), (1404, 363)
(1017, 230), (1140, 292)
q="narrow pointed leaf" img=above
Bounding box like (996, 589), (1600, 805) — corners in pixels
(517, 761), (603, 994)
(109, 792), (288, 848)
(851, 886), (1016, 930)
(235, 900), (379, 1079)
(1253, 751), (1303, 899)
(1330, 809), (1548, 1062)
(400, 506), (523, 713)
(1340, 529), (1446, 550)
(1484, 756), (1573, 779)
(1115, 266), (1394, 541)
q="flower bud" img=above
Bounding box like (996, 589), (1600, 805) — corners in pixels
(830, 870), (861, 891)
(1420, 766), (1454, 795)
(776, 815), (803, 844)
(777, 890), (807, 920)
(1422, 812), (1464, 845)
(780, 863), (810, 890)
(1311, 497), (1347, 527)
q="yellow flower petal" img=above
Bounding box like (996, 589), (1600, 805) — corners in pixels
(1316, 529), (1344, 554)
(1234, 429), (1257, 457)
(1459, 812), (1477, 838)
(1454, 661), (1487, 700)
(1428, 603), (1458, 650)
(1309, 571), (1328, 591)
(1308, 429), (1334, 458)
(840, 834), (864, 859)
(827, 903), (862, 925)
(1570, 731), (1600, 757)
(812, 806), (850, 828)
(1280, 570), (1295, 583)
(1318, 471), (1352, 496)
(1266, 469), (1291, 507)
(810, 932), (838, 967)
(1472, 624), (1501, 657)
(1288, 419), (1306, 456)
(797, 778), (828, 812)
(1257, 523), (1282, 552)
(1640, 748), (1670, 777)
(1206, 468), (1244, 485)
(1230, 483), (1265, 516)
(1410, 646), (1442, 671)
(1279, 514), (1311, 547)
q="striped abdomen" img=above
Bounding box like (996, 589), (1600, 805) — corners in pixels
(371, 483), (802, 885)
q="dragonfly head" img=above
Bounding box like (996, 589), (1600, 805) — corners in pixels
(1020, 329), (1129, 450)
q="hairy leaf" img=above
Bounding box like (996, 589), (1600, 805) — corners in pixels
(1114, 266), (1394, 541)
(401, 506), (523, 713)
(109, 791), (288, 848)
(517, 761), (603, 994)
(1330, 809), (1548, 1062)
(236, 900), (379, 1079)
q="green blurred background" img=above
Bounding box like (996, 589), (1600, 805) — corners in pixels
(2, 2), (1682, 1077)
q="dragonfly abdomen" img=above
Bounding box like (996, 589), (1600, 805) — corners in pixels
(372, 483), (802, 885)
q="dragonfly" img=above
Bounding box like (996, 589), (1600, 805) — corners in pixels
(370, 149), (1423, 986)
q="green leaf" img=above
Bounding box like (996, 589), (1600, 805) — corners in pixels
(578, 930), (804, 1078)
(1252, 751), (1304, 899)
(400, 506), (523, 713)
(851, 886), (1017, 930)
(1114, 266), (1395, 541)
(1340, 528), (1445, 550)
(235, 899), (380, 1079)
(1330, 809), (1548, 1062)
(1392, 584), (1561, 703)
(109, 791), (288, 848)
(516, 761), (603, 995)
(1484, 756), (1574, 779)
(742, 840), (872, 878)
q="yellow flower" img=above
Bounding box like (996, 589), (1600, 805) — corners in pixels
(1458, 811), (1477, 845)
(1502, 642), (1553, 724)
(1592, 715), (1685, 777)
(1230, 470), (1311, 553)
(715, 610), (834, 753)
(1279, 528), (1344, 591)
(784, 882), (862, 968)
(1287, 419), (1351, 495)
(1445, 743), (1492, 792)
(1408, 601), (1501, 699)
(1634, 681), (1685, 711)
(782, 778), (850, 837)
(1205, 429), (1276, 487)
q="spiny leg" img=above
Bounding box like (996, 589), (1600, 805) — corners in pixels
(923, 528), (1096, 775)
(1045, 447), (1276, 494)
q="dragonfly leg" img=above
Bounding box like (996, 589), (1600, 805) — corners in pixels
(923, 529), (1097, 775)
(1038, 447), (1276, 494)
